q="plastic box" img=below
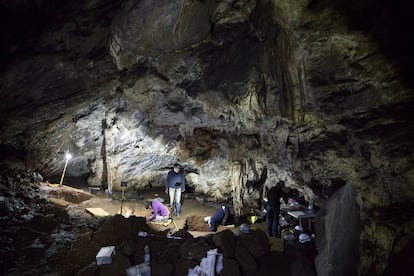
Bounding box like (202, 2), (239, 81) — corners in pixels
(96, 246), (116, 265)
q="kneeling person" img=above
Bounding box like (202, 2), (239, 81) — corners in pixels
(145, 199), (169, 222)
(205, 205), (230, 232)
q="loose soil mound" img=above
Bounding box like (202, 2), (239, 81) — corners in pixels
(48, 186), (93, 203)
(185, 215), (210, 232)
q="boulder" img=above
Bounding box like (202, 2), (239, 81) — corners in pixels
(258, 251), (290, 275)
(240, 228), (270, 259)
(234, 243), (257, 272)
(212, 229), (237, 258)
(217, 258), (241, 276)
(179, 237), (215, 262)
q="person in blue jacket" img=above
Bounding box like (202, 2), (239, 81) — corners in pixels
(204, 205), (230, 232)
(166, 163), (186, 217)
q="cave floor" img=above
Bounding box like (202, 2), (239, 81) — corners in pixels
(2, 180), (289, 275)
(55, 184), (283, 251)
(53, 185), (286, 274)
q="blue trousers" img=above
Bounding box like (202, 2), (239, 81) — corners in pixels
(168, 187), (182, 215)
(266, 205), (280, 237)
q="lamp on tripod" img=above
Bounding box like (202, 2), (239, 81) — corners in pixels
(59, 152), (72, 187)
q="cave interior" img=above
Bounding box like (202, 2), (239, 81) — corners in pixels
(0, 0), (414, 275)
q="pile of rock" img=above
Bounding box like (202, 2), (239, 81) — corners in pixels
(64, 214), (295, 275)
(0, 169), (317, 275)
(0, 169), (98, 275)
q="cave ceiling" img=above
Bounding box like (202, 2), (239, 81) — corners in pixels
(1, 0), (414, 274)
(0, 0), (412, 197)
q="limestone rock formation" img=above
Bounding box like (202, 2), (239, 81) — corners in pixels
(0, 0), (413, 274)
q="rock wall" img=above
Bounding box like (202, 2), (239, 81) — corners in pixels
(0, 0), (413, 274)
(264, 0), (414, 274)
(315, 184), (360, 276)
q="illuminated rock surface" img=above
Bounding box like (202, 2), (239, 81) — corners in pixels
(1, 0), (413, 274)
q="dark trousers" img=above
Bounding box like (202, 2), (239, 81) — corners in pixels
(266, 205), (280, 237)
(210, 207), (230, 232)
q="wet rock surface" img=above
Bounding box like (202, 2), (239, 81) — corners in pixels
(0, 0), (413, 274)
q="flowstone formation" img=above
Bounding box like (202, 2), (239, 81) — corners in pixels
(0, 0), (413, 274)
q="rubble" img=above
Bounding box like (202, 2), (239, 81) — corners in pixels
(0, 169), (317, 275)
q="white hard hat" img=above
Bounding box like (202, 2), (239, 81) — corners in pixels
(294, 225), (304, 232)
(299, 233), (312, 243)
(240, 223), (250, 234)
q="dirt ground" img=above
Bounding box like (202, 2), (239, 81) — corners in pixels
(1, 171), (293, 276)
(78, 186), (275, 240)
(56, 185), (281, 250)
(79, 188), (214, 231)
(47, 185), (287, 275)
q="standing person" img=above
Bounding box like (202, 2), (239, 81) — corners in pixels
(145, 199), (169, 222)
(266, 180), (288, 237)
(166, 163), (186, 217)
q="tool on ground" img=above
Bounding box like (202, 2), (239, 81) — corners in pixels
(170, 216), (179, 233)
(137, 230), (184, 240)
(167, 235), (183, 240)
(138, 231), (154, 237)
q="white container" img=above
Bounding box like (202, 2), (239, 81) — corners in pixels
(96, 246), (116, 265)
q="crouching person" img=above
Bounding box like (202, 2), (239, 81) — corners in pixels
(205, 205), (230, 232)
(145, 199), (170, 222)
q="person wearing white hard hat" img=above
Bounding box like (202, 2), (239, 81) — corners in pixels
(299, 233), (312, 243)
(240, 223), (251, 234)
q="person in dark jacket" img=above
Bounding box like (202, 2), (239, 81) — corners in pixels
(266, 180), (288, 237)
(166, 163), (186, 217)
(204, 205), (230, 232)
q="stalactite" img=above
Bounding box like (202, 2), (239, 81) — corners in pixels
(172, 0), (194, 45)
(104, 123), (120, 192)
(270, 26), (304, 123)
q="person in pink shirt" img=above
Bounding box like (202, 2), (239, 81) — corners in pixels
(145, 199), (170, 222)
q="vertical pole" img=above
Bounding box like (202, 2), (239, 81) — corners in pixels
(59, 159), (69, 187)
(120, 186), (125, 215)
(109, 132), (115, 195)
